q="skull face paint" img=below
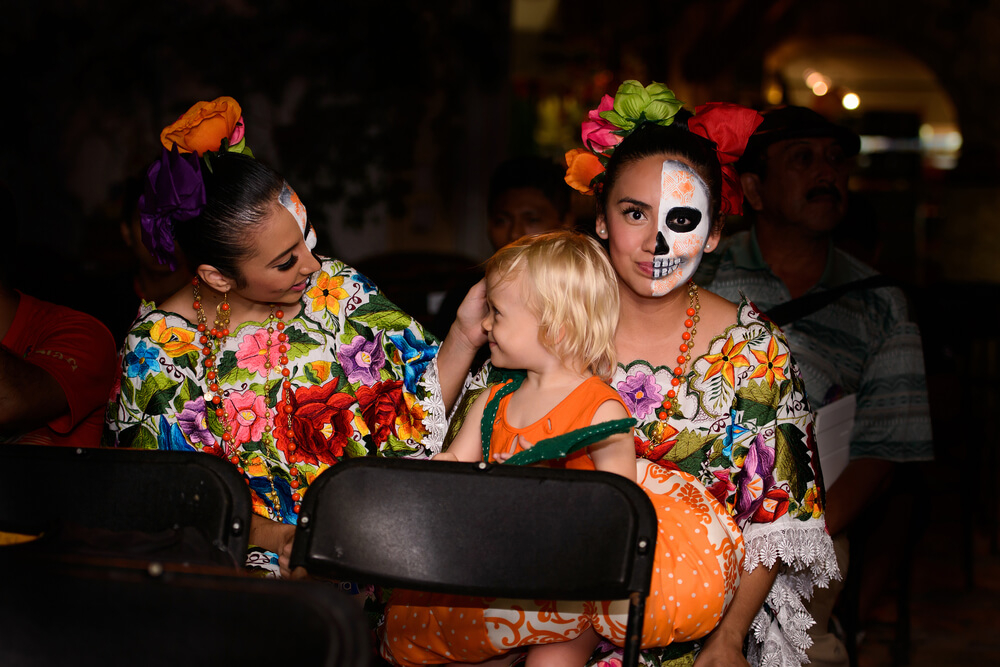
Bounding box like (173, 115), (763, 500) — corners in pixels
(279, 182), (317, 250)
(650, 160), (711, 296)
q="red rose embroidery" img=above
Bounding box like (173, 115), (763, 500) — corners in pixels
(356, 380), (404, 446)
(279, 382), (356, 466)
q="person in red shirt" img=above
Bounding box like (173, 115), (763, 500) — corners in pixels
(0, 179), (117, 448)
(0, 286), (117, 448)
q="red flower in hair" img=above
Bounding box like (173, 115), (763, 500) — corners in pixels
(688, 103), (764, 216)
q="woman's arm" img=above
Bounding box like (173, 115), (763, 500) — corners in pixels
(435, 279), (487, 412)
(250, 515), (297, 578)
(694, 563), (779, 667)
(433, 389), (489, 462)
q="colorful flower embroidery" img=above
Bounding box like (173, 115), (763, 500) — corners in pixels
(306, 271), (348, 314)
(356, 380), (405, 446)
(702, 336), (751, 388)
(749, 336), (788, 387)
(225, 389), (271, 448)
(338, 332), (386, 384)
(126, 341), (160, 378)
(616, 371), (663, 419)
(177, 397), (215, 446)
(235, 328), (282, 377)
(149, 317), (201, 358)
(388, 329), (436, 394)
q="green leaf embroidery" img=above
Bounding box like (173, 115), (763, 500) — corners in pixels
(663, 428), (710, 464)
(135, 373), (179, 413)
(216, 350), (238, 378)
(774, 423), (814, 501)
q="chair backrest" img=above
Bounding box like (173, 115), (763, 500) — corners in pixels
(0, 444), (251, 565)
(290, 457), (657, 602)
(0, 559), (371, 667)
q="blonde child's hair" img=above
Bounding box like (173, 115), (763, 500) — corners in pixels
(485, 230), (619, 381)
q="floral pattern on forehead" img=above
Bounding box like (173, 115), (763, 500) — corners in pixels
(279, 182), (317, 250)
(651, 160), (711, 297)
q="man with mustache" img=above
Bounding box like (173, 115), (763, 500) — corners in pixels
(695, 106), (933, 667)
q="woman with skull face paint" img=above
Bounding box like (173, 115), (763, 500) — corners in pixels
(104, 97), (484, 580)
(381, 85), (836, 667)
(570, 83), (837, 666)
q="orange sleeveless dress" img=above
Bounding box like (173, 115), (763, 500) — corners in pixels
(380, 377), (744, 667)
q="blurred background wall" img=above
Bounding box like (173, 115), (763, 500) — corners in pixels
(2, 0), (998, 307)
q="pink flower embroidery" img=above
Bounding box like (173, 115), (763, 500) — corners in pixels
(235, 328), (281, 377)
(225, 389), (271, 448)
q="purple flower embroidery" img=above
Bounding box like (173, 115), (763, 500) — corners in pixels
(733, 433), (776, 524)
(616, 371), (663, 419)
(177, 397), (215, 446)
(337, 332), (386, 384)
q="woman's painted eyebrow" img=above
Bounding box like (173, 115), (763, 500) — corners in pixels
(268, 242), (299, 266)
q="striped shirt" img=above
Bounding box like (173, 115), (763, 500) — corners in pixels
(695, 229), (933, 462)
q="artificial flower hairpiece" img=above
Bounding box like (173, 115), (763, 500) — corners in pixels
(565, 81), (763, 216)
(138, 96), (254, 270)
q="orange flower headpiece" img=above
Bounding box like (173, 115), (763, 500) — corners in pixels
(565, 82), (763, 216)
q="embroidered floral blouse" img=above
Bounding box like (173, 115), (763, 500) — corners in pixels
(105, 258), (448, 527)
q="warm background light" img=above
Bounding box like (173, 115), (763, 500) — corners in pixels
(842, 92), (860, 109)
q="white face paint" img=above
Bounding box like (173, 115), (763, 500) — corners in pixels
(650, 160), (712, 296)
(279, 182), (317, 250)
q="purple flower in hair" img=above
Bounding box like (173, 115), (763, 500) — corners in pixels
(138, 145), (206, 270)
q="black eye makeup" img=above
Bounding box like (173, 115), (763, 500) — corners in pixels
(664, 207), (702, 233)
(275, 254), (297, 271)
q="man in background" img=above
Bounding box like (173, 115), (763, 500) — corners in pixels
(696, 106), (933, 666)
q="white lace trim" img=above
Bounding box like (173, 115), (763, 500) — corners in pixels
(417, 357), (448, 455)
(742, 520), (841, 666)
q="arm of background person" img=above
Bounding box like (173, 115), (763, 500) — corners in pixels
(0, 345), (70, 433)
(822, 458), (894, 536)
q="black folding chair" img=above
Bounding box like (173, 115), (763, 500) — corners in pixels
(0, 557), (371, 667)
(0, 444), (251, 567)
(290, 457), (657, 667)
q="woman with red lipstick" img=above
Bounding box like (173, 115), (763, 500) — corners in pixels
(104, 97), (482, 579)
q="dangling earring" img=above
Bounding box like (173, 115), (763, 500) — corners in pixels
(215, 291), (231, 336)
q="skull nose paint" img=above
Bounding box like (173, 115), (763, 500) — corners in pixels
(654, 231), (670, 255)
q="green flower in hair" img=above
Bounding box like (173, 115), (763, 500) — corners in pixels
(601, 80), (684, 131)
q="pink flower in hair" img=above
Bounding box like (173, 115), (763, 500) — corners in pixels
(581, 94), (620, 153)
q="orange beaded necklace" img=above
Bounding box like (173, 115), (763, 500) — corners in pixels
(656, 281), (700, 420)
(192, 277), (302, 515)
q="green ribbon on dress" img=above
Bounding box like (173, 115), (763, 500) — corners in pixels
(479, 369), (636, 466)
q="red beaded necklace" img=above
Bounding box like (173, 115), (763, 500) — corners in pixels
(191, 277), (302, 515)
(657, 281), (700, 420)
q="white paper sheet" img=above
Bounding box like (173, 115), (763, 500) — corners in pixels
(813, 394), (856, 487)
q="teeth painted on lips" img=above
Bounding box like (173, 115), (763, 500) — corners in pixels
(651, 256), (681, 280)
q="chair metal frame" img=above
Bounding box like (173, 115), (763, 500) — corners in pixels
(290, 457), (657, 666)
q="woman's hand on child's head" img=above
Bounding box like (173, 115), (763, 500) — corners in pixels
(454, 278), (488, 350)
